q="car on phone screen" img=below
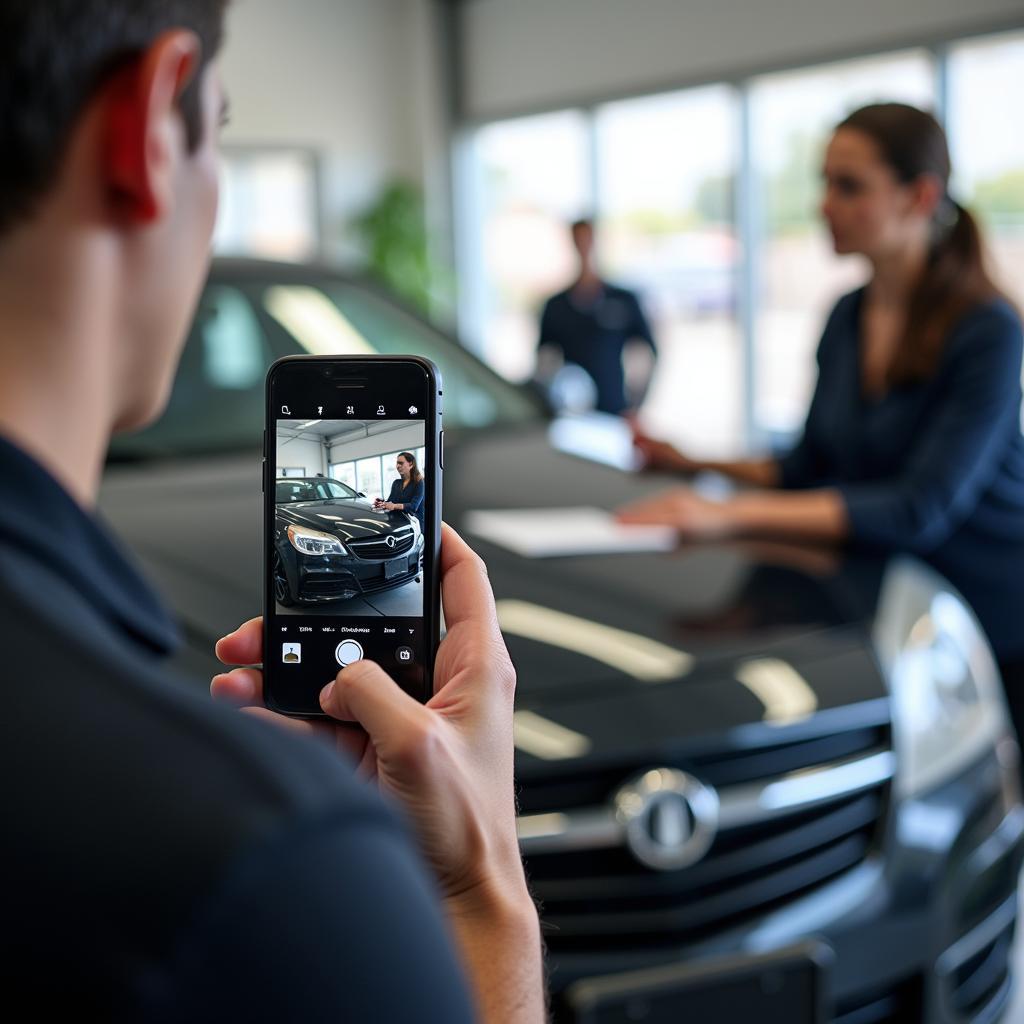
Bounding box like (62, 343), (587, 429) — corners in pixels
(273, 475), (422, 605)
(101, 258), (1024, 1024)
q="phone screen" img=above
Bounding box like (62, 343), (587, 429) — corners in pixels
(263, 357), (441, 715)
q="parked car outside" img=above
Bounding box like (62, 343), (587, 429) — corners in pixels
(101, 259), (1024, 1023)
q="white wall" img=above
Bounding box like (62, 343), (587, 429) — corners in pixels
(219, 0), (445, 263)
(459, 0), (1024, 119)
(275, 436), (327, 476)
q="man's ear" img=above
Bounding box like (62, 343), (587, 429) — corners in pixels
(103, 30), (202, 224)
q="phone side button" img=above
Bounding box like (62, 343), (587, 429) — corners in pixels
(439, 430), (445, 470)
(261, 458), (266, 493)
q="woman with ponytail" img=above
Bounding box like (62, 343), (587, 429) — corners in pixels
(622, 103), (1024, 694)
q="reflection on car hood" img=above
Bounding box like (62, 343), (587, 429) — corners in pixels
(276, 499), (410, 539)
(100, 425), (894, 769)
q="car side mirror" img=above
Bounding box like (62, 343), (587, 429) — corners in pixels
(358, 492), (366, 497)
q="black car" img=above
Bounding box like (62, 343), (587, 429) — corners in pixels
(101, 258), (1024, 1023)
(273, 475), (422, 605)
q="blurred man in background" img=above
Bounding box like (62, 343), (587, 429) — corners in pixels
(537, 217), (658, 416)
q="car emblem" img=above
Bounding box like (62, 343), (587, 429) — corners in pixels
(385, 535), (397, 549)
(614, 768), (719, 871)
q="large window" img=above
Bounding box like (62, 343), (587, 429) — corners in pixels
(460, 29), (1024, 455)
(750, 50), (935, 438)
(331, 448), (427, 499)
(469, 111), (592, 381)
(595, 86), (741, 453)
(947, 32), (1024, 313)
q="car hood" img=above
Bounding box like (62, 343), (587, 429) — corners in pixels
(100, 424), (893, 768)
(276, 499), (410, 538)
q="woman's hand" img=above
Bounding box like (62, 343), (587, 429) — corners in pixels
(632, 427), (701, 474)
(212, 524), (528, 908)
(617, 486), (737, 539)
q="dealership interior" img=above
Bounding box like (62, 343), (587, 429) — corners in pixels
(10, 0), (1024, 1020)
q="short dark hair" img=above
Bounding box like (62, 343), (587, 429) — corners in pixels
(570, 218), (593, 234)
(0, 0), (230, 235)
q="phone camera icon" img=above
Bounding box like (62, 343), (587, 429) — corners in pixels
(395, 646), (414, 664)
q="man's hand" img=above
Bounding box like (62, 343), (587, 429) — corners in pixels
(213, 524), (523, 902)
(212, 524), (544, 1022)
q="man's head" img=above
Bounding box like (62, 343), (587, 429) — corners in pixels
(0, 0), (230, 433)
(569, 218), (595, 263)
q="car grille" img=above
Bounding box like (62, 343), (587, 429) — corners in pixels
(518, 724), (892, 951)
(348, 526), (415, 560)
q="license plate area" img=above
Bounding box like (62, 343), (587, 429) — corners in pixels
(564, 942), (831, 1024)
(384, 557), (405, 580)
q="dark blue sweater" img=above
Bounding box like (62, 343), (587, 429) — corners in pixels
(779, 289), (1024, 660)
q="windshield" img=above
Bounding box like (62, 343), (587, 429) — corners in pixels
(108, 265), (542, 461)
(276, 478), (358, 503)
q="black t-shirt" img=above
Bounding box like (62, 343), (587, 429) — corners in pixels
(538, 283), (656, 415)
(0, 434), (474, 1022)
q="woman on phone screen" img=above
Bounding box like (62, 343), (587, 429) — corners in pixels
(376, 451), (425, 532)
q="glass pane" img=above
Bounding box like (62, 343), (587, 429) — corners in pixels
(214, 149), (319, 261)
(751, 50), (935, 439)
(472, 110), (592, 381)
(382, 451), (402, 494)
(355, 456), (383, 499)
(948, 32), (1024, 313)
(108, 284), (273, 459)
(596, 85), (741, 454)
(330, 461), (358, 491)
(262, 281), (539, 429)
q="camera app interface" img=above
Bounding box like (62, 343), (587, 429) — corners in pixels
(270, 408), (428, 708)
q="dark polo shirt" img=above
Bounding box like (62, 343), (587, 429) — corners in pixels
(0, 434), (473, 1022)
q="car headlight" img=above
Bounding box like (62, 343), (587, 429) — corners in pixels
(874, 558), (1012, 799)
(287, 524), (348, 556)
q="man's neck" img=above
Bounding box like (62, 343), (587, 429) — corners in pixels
(0, 230), (117, 509)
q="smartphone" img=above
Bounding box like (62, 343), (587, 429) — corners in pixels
(263, 355), (442, 716)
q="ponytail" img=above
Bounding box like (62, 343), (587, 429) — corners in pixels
(893, 199), (1001, 383)
(836, 103), (1008, 385)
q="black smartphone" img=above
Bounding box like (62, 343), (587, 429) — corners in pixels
(263, 355), (442, 716)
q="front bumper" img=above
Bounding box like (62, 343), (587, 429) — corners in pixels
(293, 540), (423, 603)
(545, 746), (1024, 1023)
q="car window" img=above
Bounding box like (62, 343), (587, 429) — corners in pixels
(108, 266), (542, 462)
(262, 280), (539, 429)
(276, 478), (357, 503)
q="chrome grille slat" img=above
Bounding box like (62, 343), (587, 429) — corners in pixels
(518, 748), (894, 855)
(348, 526), (415, 560)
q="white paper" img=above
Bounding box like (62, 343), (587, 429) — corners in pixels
(464, 507), (677, 558)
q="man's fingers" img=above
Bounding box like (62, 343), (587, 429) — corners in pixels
(438, 524), (501, 636)
(320, 660), (430, 768)
(211, 667), (263, 705)
(215, 617), (263, 666)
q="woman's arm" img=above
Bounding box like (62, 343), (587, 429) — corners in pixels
(619, 486), (849, 541)
(633, 432), (780, 486)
